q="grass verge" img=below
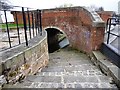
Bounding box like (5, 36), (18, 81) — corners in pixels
(0, 23), (24, 30)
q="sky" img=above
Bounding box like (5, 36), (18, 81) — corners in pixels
(9, 0), (120, 12)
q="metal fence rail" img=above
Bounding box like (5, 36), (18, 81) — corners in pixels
(0, 6), (42, 51)
(101, 15), (120, 68)
(106, 16), (120, 44)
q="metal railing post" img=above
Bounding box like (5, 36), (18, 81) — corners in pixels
(22, 7), (28, 46)
(32, 12), (35, 37)
(4, 10), (11, 48)
(27, 8), (31, 39)
(107, 18), (111, 44)
(15, 11), (21, 44)
(37, 9), (40, 34)
(39, 10), (42, 35)
(1, 6), (44, 51)
(106, 18), (109, 32)
(35, 11), (38, 36)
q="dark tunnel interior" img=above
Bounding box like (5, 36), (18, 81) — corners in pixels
(45, 28), (69, 53)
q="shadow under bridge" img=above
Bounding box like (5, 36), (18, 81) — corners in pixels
(45, 28), (70, 53)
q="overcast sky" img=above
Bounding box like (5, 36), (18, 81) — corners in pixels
(9, 0), (120, 12)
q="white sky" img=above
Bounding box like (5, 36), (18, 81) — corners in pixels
(9, 0), (120, 12)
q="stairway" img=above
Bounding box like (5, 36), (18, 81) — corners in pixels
(3, 47), (118, 89)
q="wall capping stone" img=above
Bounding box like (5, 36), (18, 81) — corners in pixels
(92, 21), (105, 27)
(84, 7), (105, 27)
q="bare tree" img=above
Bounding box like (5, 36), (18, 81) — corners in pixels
(97, 7), (104, 11)
(88, 5), (104, 11)
(0, 0), (13, 10)
(56, 3), (73, 8)
(88, 5), (98, 11)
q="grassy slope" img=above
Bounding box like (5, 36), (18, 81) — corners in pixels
(0, 23), (24, 29)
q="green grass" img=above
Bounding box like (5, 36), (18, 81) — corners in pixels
(0, 23), (24, 30)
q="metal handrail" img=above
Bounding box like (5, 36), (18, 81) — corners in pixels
(106, 17), (120, 44)
(0, 6), (42, 51)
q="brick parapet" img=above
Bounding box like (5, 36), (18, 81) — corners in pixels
(11, 6), (105, 53)
(42, 7), (105, 53)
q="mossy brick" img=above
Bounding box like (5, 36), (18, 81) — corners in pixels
(41, 45), (46, 54)
(31, 45), (38, 54)
(32, 52), (37, 61)
(35, 44), (41, 59)
(44, 41), (48, 53)
(3, 56), (17, 69)
(37, 49), (42, 59)
(24, 48), (32, 61)
(0, 62), (3, 75)
(16, 53), (25, 66)
(3, 53), (24, 69)
(39, 43), (42, 55)
(41, 39), (46, 47)
(30, 49), (37, 61)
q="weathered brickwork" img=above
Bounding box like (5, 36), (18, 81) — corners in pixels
(42, 7), (105, 53)
(97, 11), (114, 23)
(11, 7), (105, 53)
(11, 11), (33, 25)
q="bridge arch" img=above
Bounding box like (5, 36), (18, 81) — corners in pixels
(42, 7), (105, 53)
(44, 26), (67, 36)
(11, 6), (105, 53)
(44, 27), (70, 53)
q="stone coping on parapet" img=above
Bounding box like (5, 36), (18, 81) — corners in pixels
(84, 7), (105, 28)
(41, 6), (105, 28)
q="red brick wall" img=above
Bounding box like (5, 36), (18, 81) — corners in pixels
(11, 11), (33, 25)
(42, 7), (105, 53)
(97, 11), (114, 23)
(12, 7), (105, 53)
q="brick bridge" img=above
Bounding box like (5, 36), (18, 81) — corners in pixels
(42, 7), (105, 53)
(2, 6), (119, 89)
(12, 6), (105, 53)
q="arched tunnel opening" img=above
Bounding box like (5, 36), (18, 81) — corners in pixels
(45, 28), (70, 53)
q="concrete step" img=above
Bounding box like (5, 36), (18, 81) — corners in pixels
(3, 81), (117, 88)
(92, 51), (107, 60)
(2, 48), (118, 89)
(41, 64), (98, 72)
(24, 75), (112, 83)
(90, 51), (120, 88)
(36, 70), (103, 77)
(3, 73), (115, 88)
